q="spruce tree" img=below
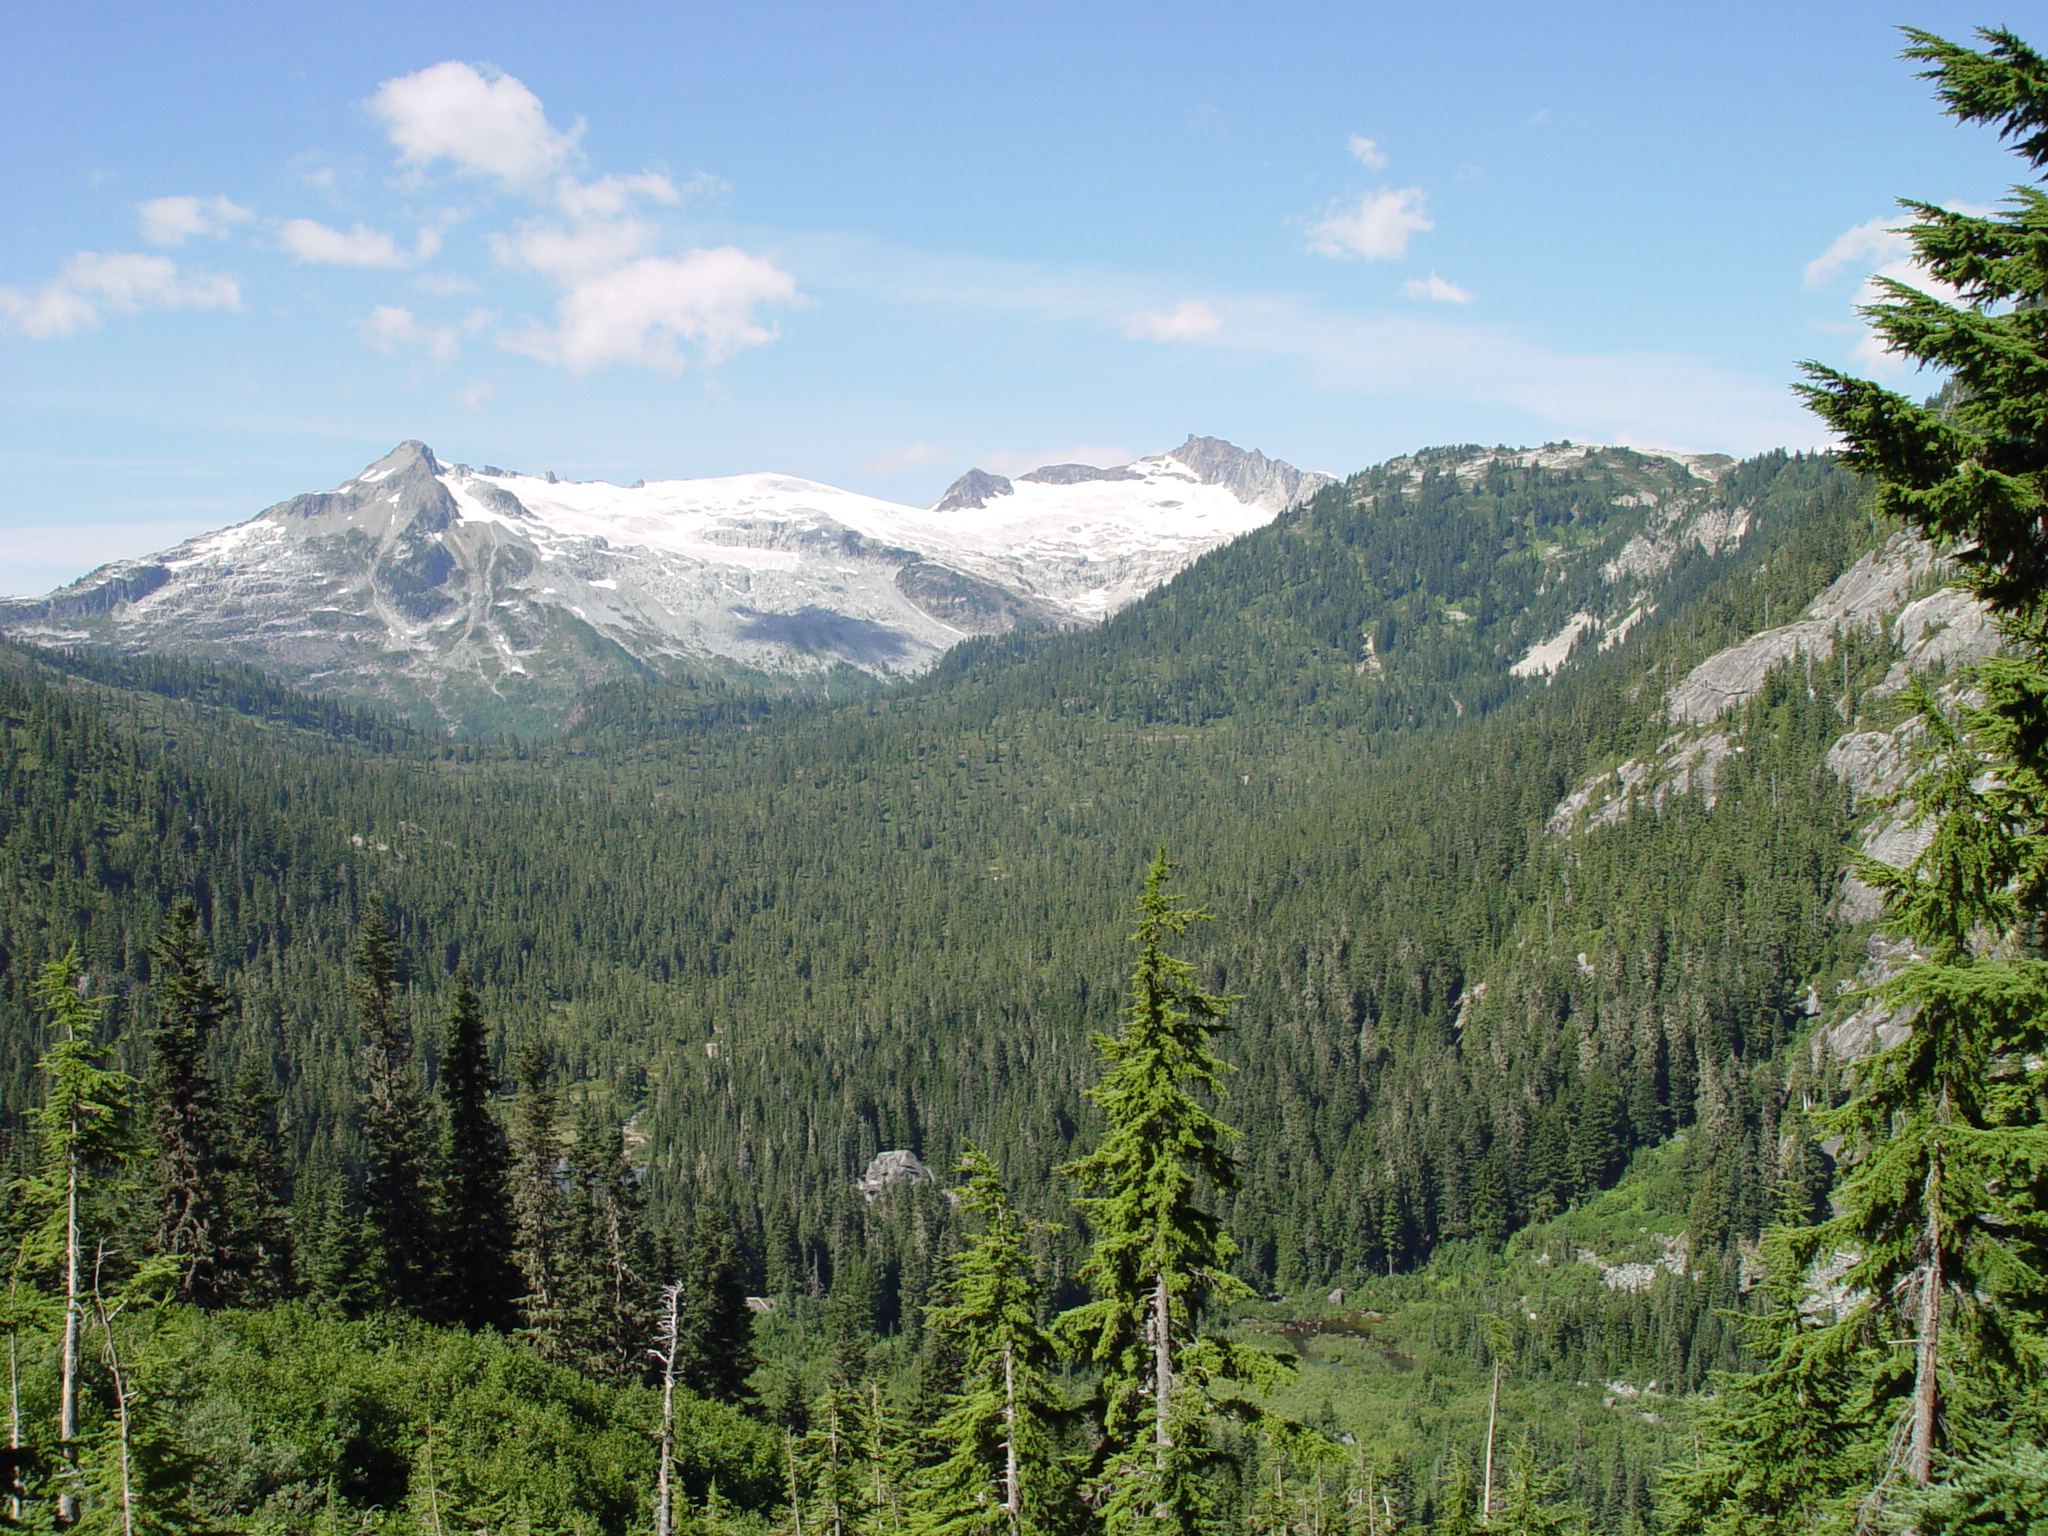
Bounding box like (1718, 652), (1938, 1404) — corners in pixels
(145, 900), (227, 1305)
(214, 1061), (293, 1306)
(1057, 852), (1289, 1534)
(509, 1044), (573, 1361)
(675, 1199), (758, 1404)
(561, 1099), (654, 1383)
(350, 906), (438, 1314)
(1667, 26), (2048, 1528)
(435, 975), (519, 1331)
(910, 1146), (1072, 1536)
(19, 951), (141, 1524)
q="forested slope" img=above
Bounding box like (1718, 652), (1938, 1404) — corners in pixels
(1, 446), (1887, 1313)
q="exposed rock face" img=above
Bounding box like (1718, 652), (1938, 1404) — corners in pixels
(857, 1150), (934, 1201)
(1666, 533), (1938, 725)
(1166, 434), (1338, 512)
(931, 469), (1015, 512)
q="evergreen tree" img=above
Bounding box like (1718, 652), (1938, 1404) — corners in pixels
(144, 899), (227, 1305)
(1058, 852), (1290, 1534)
(435, 975), (519, 1331)
(675, 1199), (758, 1404)
(291, 1156), (374, 1316)
(351, 906), (438, 1314)
(214, 1061), (293, 1306)
(509, 1044), (573, 1361)
(561, 1099), (653, 1384)
(828, 1256), (881, 1389)
(910, 1146), (1072, 1536)
(1669, 25), (2048, 1528)
(18, 950), (142, 1524)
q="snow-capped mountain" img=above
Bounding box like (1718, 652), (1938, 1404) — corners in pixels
(1, 436), (1334, 732)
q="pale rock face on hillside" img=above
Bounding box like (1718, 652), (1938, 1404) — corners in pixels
(0, 435), (1330, 733)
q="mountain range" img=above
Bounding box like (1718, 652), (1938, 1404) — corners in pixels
(2, 435), (1334, 733)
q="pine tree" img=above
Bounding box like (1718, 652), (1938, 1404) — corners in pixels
(144, 900), (227, 1305)
(292, 1156), (375, 1316)
(1057, 852), (1290, 1534)
(18, 950), (142, 1524)
(828, 1256), (881, 1389)
(214, 1061), (293, 1306)
(509, 1044), (573, 1361)
(436, 975), (519, 1331)
(562, 1099), (653, 1383)
(351, 906), (438, 1314)
(909, 1146), (1072, 1536)
(1667, 26), (2048, 1528)
(675, 1199), (758, 1404)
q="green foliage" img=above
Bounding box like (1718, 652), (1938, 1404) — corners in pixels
(436, 974), (520, 1331)
(144, 900), (227, 1306)
(1058, 853), (1289, 1534)
(1670, 24), (2048, 1530)
(911, 1147), (1074, 1536)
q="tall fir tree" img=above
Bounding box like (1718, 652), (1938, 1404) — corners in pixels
(214, 1061), (293, 1306)
(1669, 26), (2048, 1529)
(910, 1146), (1074, 1536)
(561, 1098), (654, 1384)
(18, 951), (142, 1525)
(435, 975), (519, 1331)
(144, 900), (227, 1305)
(674, 1199), (758, 1404)
(1058, 852), (1289, 1535)
(350, 905), (439, 1314)
(509, 1043), (573, 1361)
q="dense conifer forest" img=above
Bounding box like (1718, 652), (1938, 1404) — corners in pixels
(0, 25), (2044, 1535)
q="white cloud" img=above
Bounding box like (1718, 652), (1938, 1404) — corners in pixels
(369, 61), (579, 186)
(137, 195), (252, 246)
(1124, 299), (1222, 340)
(414, 271), (482, 296)
(1804, 217), (1910, 289)
(504, 247), (800, 372)
(364, 304), (461, 363)
(457, 379), (495, 410)
(1404, 272), (1474, 303)
(497, 215), (657, 282)
(1347, 135), (1389, 170)
(799, 236), (1816, 452)
(1806, 215), (1961, 374)
(1307, 188), (1433, 260)
(555, 171), (685, 220)
(860, 443), (950, 475)
(1, 252), (240, 338)
(280, 219), (440, 267)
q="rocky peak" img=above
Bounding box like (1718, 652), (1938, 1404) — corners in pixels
(931, 468), (1015, 512)
(262, 440), (459, 539)
(1165, 435), (1336, 511)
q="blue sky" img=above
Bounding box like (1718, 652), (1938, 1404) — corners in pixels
(0, 0), (2028, 595)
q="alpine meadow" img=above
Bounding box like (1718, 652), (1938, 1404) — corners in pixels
(3, 20), (2048, 1536)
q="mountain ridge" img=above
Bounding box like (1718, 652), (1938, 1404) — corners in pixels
(2, 434), (1334, 733)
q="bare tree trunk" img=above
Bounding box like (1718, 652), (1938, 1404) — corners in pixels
(786, 1429), (806, 1536)
(421, 1419), (445, 1536)
(654, 1281), (682, 1536)
(1482, 1357), (1501, 1523)
(58, 1124), (81, 1524)
(1909, 1149), (1943, 1486)
(8, 1314), (22, 1525)
(89, 1252), (135, 1536)
(1152, 1273), (1172, 1465)
(1002, 1340), (1020, 1533)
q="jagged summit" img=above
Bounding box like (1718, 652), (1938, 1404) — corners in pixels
(5, 433), (1327, 733)
(931, 468), (1014, 512)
